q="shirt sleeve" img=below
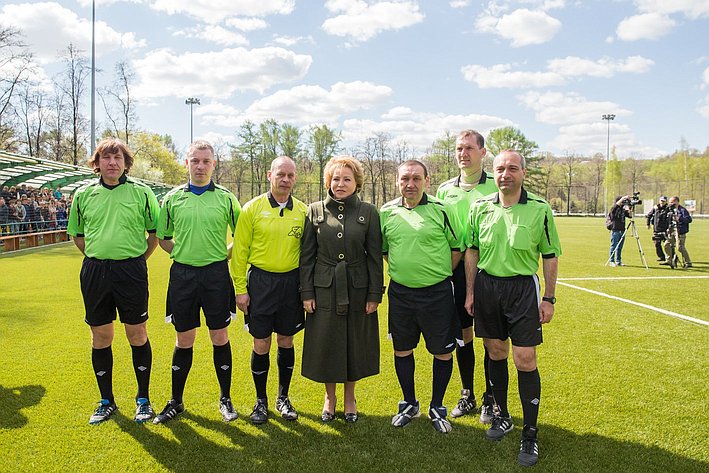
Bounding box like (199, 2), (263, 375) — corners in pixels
(156, 193), (173, 240)
(228, 192), (241, 236)
(144, 188), (160, 233)
(538, 203), (562, 258)
(379, 206), (389, 255)
(231, 202), (254, 294)
(442, 202), (463, 251)
(67, 191), (83, 237)
(468, 203), (480, 250)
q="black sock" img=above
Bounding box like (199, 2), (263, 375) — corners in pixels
(251, 351), (269, 400)
(92, 346), (113, 402)
(131, 339), (152, 400)
(277, 346), (295, 398)
(489, 358), (509, 417)
(394, 353), (416, 404)
(431, 357), (453, 408)
(483, 348), (492, 397)
(213, 341), (232, 400)
(518, 368), (541, 427)
(171, 346), (193, 404)
(456, 341), (474, 394)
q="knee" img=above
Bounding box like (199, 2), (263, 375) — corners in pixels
(434, 353), (452, 361)
(512, 347), (537, 371)
(253, 337), (271, 354)
(209, 328), (229, 346)
(176, 329), (197, 349)
(484, 339), (509, 360)
(276, 334), (294, 349)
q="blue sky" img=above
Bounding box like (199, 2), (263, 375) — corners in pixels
(1, 0), (708, 158)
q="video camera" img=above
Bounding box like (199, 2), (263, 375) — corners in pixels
(622, 191), (642, 207)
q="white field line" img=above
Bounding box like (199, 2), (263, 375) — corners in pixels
(559, 276), (709, 281)
(557, 281), (709, 327)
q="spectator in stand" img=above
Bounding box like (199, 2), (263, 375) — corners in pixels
(56, 202), (68, 229)
(14, 198), (26, 233)
(53, 188), (63, 199)
(0, 197), (8, 235)
(48, 200), (57, 229)
(1, 186), (13, 203)
(39, 201), (50, 231)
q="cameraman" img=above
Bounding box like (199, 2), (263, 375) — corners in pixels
(664, 196), (693, 268)
(608, 195), (631, 266)
(646, 196), (671, 263)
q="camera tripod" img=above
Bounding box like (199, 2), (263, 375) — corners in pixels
(664, 219), (684, 269)
(607, 217), (649, 270)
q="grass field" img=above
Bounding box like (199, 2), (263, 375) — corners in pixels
(1, 217), (708, 472)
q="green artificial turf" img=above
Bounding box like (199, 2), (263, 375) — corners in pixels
(0, 217), (707, 472)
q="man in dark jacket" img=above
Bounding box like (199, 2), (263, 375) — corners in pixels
(665, 196), (693, 268)
(608, 195), (631, 266)
(0, 197), (8, 235)
(646, 196), (671, 263)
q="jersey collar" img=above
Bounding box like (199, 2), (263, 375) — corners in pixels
(396, 192), (429, 207)
(182, 180), (216, 193)
(99, 172), (127, 190)
(492, 187), (528, 205)
(267, 191), (293, 210)
(455, 171), (488, 187)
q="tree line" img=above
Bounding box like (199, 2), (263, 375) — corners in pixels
(2, 27), (707, 213)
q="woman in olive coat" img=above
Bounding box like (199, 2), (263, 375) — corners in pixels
(300, 155), (383, 423)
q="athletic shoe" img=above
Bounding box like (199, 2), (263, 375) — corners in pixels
(153, 399), (184, 424)
(134, 398), (154, 423)
(518, 425), (539, 467)
(89, 399), (118, 425)
(275, 396), (298, 421)
(250, 398), (268, 424)
(429, 406), (453, 433)
(656, 258), (665, 262)
(479, 393), (498, 424)
(609, 262), (616, 267)
(617, 262), (625, 266)
(391, 400), (421, 427)
(450, 389), (477, 418)
(659, 261), (670, 265)
(219, 397), (238, 422)
(486, 415), (514, 440)
(684, 263), (693, 268)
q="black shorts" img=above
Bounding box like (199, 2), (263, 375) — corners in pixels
(473, 270), (542, 347)
(80, 256), (149, 326)
(452, 263), (474, 330)
(247, 266), (304, 339)
(166, 260), (235, 332)
(387, 278), (461, 355)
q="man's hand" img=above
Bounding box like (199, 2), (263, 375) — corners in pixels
(236, 293), (250, 315)
(303, 299), (316, 313)
(464, 293), (474, 316)
(365, 301), (379, 314)
(539, 301), (554, 324)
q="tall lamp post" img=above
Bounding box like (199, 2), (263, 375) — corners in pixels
(602, 114), (615, 215)
(185, 97), (200, 143)
(90, 0), (96, 155)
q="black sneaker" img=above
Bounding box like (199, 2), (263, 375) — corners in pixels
(518, 425), (539, 467)
(486, 415), (514, 440)
(275, 396), (298, 421)
(479, 393), (498, 424)
(450, 389), (477, 418)
(250, 398), (268, 424)
(153, 399), (184, 424)
(219, 397), (238, 422)
(429, 406), (452, 433)
(391, 400), (420, 427)
(89, 399), (118, 425)
(684, 262), (693, 268)
(134, 398), (154, 423)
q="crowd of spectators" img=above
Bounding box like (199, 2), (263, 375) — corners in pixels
(0, 184), (72, 236)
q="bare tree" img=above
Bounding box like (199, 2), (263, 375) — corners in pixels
(99, 61), (136, 146)
(15, 82), (49, 157)
(0, 27), (33, 148)
(56, 44), (89, 164)
(357, 136), (378, 204)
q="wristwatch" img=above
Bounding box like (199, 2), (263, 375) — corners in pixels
(542, 296), (556, 304)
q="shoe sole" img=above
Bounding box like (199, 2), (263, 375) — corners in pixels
(486, 425), (514, 440)
(250, 416), (268, 425)
(89, 407), (118, 425)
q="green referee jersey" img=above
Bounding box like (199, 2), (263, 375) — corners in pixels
(157, 181), (241, 267)
(437, 172), (498, 247)
(231, 192), (307, 293)
(469, 188), (562, 277)
(67, 174), (159, 260)
(380, 193), (463, 288)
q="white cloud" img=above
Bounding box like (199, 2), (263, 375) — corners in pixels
(151, 0), (294, 23)
(475, 8), (561, 47)
(0, 2), (145, 63)
(518, 91), (632, 125)
(322, 0), (425, 42)
(616, 12), (676, 41)
(449, 0), (472, 8)
(548, 122), (662, 157)
(633, 0), (709, 19)
(548, 55), (654, 77)
(342, 108), (514, 150)
(132, 47), (312, 99)
(225, 17), (268, 31)
(270, 35), (315, 47)
(463, 55), (654, 89)
(76, 0), (142, 6)
(698, 66), (709, 118)
(462, 64), (564, 88)
(173, 25), (248, 46)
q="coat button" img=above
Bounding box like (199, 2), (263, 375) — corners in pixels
(337, 232), (343, 238)
(338, 214), (343, 220)
(338, 253), (344, 260)
(338, 205), (344, 211)
(358, 216), (365, 222)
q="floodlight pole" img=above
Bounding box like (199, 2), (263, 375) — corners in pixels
(185, 97), (200, 143)
(90, 0), (96, 155)
(602, 114), (616, 215)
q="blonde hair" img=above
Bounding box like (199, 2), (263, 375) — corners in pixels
(323, 155), (364, 192)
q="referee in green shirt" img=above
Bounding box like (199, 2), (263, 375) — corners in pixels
(464, 150), (561, 467)
(381, 160), (464, 434)
(436, 129), (498, 423)
(231, 156), (307, 424)
(152, 140), (242, 424)
(67, 138), (160, 425)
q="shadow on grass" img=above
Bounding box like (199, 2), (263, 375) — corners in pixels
(0, 384), (46, 428)
(115, 410), (708, 473)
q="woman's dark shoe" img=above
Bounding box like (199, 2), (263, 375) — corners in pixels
(321, 411), (335, 423)
(344, 412), (358, 423)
